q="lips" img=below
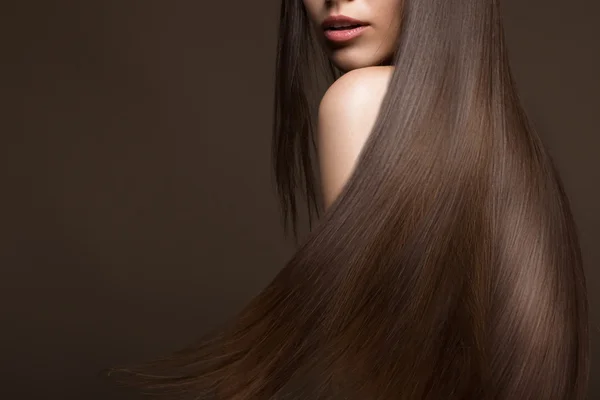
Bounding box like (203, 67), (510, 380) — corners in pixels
(327, 24), (363, 30)
(321, 15), (369, 43)
(321, 15), (369, 31)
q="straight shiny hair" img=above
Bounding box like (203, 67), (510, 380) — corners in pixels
(112, 0), (590, 398)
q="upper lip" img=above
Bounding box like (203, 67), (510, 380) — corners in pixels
(321, 15), (368, 30)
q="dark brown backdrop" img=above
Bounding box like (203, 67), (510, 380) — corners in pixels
(1, 1), (598, 399)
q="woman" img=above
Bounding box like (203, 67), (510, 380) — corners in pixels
(115, 0), (590, 398)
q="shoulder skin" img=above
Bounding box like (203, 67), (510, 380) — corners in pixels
(317, 65), (393, 209)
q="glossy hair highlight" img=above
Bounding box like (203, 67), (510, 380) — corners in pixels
(112, 0), (590, 398)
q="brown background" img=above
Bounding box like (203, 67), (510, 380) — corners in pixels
(1, 1), (598, 399)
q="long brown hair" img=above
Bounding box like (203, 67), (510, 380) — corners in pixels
(112, 0), (590, 398)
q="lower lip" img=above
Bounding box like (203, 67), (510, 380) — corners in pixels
(323, 25), (368, 43)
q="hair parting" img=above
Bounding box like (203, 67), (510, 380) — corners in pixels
(111, 0), (589, 398)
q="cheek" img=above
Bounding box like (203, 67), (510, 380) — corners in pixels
(374, 4), (402, 53)
(302, 1), (318, 23)
(375, 0), (403, 33)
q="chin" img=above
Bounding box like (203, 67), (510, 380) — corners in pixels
(329, 48), (394, 72)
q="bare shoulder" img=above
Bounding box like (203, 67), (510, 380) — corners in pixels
(317, 66), (394, 208)
(319, 66), (394, 121)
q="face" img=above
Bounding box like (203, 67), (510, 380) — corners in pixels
(302, 0), (403, 72)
